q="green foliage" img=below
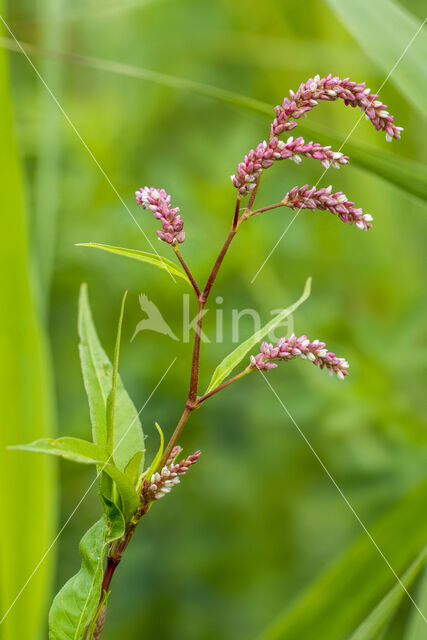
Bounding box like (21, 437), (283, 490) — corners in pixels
(0, 15), (56, 639)
(76, 243), (191, 285)
(62, 46), (427, 203)
(48, 500), (125, 640)
(78, 284), (144, 473)
(405, 566), (427, 639)
(12, 437), (139, 521)
(141, 422), (165, 485)
(325, 0), (427, 117)
(206, 277), (311, 392)
(258, 481), (427, 640)
(348, 546), (427, 639)
(106, 290), (128, 453)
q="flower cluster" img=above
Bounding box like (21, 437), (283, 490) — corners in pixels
(232, 136), (348, 197)
(250, 334), (349, 380)
(283, 184), (373, 230)
(141, 450), (201, 502)
(135, 187), (185, 244)
(271, 74), (403, 142)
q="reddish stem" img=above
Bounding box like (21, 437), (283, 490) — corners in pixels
(173, 246), (201, 298)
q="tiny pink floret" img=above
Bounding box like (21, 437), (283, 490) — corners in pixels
(136, 186), (185, 245)
(250, 334), (349, 380)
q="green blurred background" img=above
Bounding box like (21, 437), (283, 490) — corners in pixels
(1, 0), (426, 638)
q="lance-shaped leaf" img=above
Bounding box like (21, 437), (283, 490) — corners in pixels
(106, 290), (127, 454)
(77, 243), (191, 284)
(13, 437), (139, 521)
(48, 499), (125, 640)
(78, 284), (144, 473)
(205, 277), (311, 393)
(348, 546), (427, 640)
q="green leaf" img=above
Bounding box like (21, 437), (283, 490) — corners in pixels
(106, 290), (127, 453)
(76, 243), (191, 284)
(205, 277), (311, 393)
(78, 284), (144, 474)
(405, 566), (427, 639)
(14, 437), (139, 521)
(12, 437), (109, 465)
(48, 500), (125, 640)
(348, 547), (427, 640)
(0, 20), (56, 639)
(125, 451), (145, 486)
(324, 0), (427, 118)
(258, 480), (427, 640)
(139, 422), (165, 487)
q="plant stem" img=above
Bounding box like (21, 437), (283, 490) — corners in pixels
(196, 368), (252, 404)
(158, 405), (193, 470)
(97, 196), (251, 636)
(249, 202), (284, 216)
(173, 245), (200, 298)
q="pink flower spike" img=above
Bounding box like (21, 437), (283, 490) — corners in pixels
(141, 450), (201, 502)
(136, 186), (185, 245)
(271, 74), (403, 142)
(232, 137), (349, 197)
(283, 184), (373, 230)
(250, 334), (349, 380)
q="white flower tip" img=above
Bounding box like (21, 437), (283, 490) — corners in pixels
(385, 133), (393, 143)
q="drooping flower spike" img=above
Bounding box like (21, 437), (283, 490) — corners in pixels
(136, 187), (185, 244)
(282, 184), (373, 231)
(271, 74), (403, 142)
(232, 136), (348, 197)
(250, 334), (349, 380)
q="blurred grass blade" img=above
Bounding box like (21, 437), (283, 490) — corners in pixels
(33, 0), (64, 314)
(0, 17), (56, 640)
(16, 437), (139, 521)
(348, 546), (427, 640)
(258, 480), (427, 640)
(205, 277), (311, 393)
(405, 566), (427, 639)
(77, 243), (191, 284)
(324, 0), (427, 117)
(78, 284), (144, 473)
(48, 502), (125, 640)
(1, 37), (425, 202)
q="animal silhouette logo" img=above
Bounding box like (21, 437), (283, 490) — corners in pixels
(131, 294), (179, 342)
